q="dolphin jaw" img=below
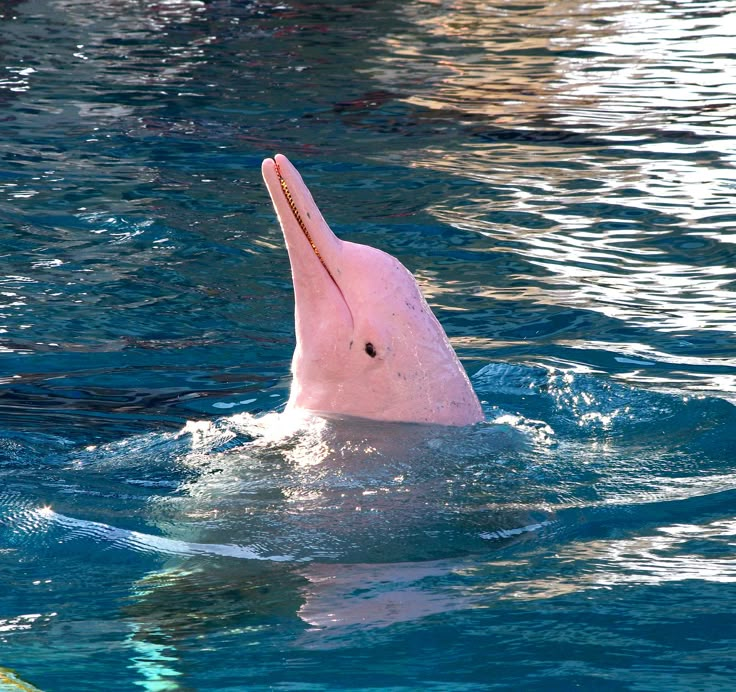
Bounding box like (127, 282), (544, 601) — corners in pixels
(273, 157), (337, 283)
(263, 154), (356, 339)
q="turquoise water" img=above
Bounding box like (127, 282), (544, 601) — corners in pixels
(2, 0), (736, 690)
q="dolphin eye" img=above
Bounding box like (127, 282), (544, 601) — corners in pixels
(365, 342), (376, 358)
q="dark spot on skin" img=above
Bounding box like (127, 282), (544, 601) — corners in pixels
(306, 212), (311, 219)
(349, 340), (353, 350)
(365, 342), (376, 357)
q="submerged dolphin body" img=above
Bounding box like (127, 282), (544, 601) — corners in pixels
(261, 154), (484, 426)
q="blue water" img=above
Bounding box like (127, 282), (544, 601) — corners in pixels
(1, 0), (736, 690)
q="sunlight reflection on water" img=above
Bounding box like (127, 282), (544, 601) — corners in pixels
(373, 0), (736, 133)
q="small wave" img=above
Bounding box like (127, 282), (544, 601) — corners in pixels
(0, 499), (293, 563)
(479, 520), (554, 541)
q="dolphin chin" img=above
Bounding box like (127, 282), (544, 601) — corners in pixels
(262, 153), (484, 427)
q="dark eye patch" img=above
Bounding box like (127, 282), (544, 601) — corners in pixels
(365, 342), (376, 358)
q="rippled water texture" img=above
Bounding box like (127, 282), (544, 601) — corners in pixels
(1, 1), (735, 690)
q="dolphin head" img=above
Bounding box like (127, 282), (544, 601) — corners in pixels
(261, 154), (483, 426)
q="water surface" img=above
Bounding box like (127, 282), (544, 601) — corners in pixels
(1, 0), (735, 690)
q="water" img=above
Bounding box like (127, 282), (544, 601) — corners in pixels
(1, 0), (735, 689)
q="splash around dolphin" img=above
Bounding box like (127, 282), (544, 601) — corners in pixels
(261, 154), (483, 426)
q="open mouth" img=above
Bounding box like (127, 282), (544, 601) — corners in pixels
(274, 159), (337, 284)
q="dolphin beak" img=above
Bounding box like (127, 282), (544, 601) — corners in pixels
(262, 154), (353, 332)
(273, 158), (336, 283)
(261, 154), (342, 284)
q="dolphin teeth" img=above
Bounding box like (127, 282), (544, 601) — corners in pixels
(275, 162), (337, 284)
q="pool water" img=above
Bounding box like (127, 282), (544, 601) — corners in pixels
(1, 0), (735, 690)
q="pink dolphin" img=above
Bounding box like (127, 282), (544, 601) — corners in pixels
(261, 154), (484, 426)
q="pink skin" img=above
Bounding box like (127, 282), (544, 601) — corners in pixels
(261, 154), (484, 426)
